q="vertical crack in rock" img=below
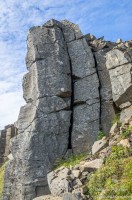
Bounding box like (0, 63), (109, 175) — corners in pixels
(93, 53), (102, 129)
(67, 52), (74, 150)
(60, 27), (74, 150)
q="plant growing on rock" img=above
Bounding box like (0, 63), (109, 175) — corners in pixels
(121, 125), (132, 139)
(55, 153), (87, 169)
(97, 131), (106, 140)
(112, 113), (121, 125)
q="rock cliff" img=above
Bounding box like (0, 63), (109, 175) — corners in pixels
(0, 125), (17, 166)
(1, 19), (132, 200)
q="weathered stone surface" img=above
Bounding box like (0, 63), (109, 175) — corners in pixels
(106, 49), (132, 69)
(67, 38), (95, 78)
(79, 159), (103, 172)
(109, 122), (119, 136)
(2, 19), (132, 200)
(66, 37), (100, 154)
(106, 48), (132, 108)
(33, 195), (63, 200)
(72, 104), (100, 154)
(92, 137), (108, 155)
(63, 193), (82, 200)
(61, 20), (83, 42)
(0, 124), (17, 166)
(119, 139), (131, 148)
(33, 195), (62, 200)
(3, 20), (72, 200)
(120, 105), (132, 124)
(108, 63), (132, 106)
(94, 49), (115, 134)
(47, 167), (72, 196)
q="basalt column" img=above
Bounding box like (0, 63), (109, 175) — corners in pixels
(61, 20), (100, 154)
(3, 19), (101, 200)
(3, 20), (72, 200)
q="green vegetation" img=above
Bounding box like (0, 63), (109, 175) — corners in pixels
(55, 153), (87, 169)
(97, 131), (106, 140)
(0, 164), (5, 199)
(121, 125), (132, 139)
(87, 145), (132, 200)
(112, 113), (121, 125)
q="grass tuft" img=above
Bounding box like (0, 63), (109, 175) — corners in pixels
(0, 164), (5, 199)
(97, 131), (106, 140)
(87, 145), (132, 200)
(55, 153), (87, 169)
(112, 113), (121, 125)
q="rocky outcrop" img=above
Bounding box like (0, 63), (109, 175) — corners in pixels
(46, 159), (103, 200)
(2, 19), (132, 200)
(86, 37), (116, 134)
(0, 124), (17, 166)
(2, 19), (100, 200)
(41, 119), (131, 200)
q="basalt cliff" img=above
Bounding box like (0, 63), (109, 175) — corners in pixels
(1, 19), (132, 200)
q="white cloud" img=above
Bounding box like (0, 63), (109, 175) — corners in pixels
(0, 91), (25, 129)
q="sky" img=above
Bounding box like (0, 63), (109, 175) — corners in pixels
(0, 0), (132, 129)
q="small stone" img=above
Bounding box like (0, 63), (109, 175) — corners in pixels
(109, 122), (119, 136)
(92, 138), (108, 155)
(109, 135), (120, 146)
(63, 192), (81, 200)
(79, 161), (85, 165)
(124, 119), (129, 125)
(7, 153), (14, 161)
(79, 159), (103, 172)
(72, 170), (81, 178)
(73, 165), (79, 170)
(84, 33), (96, 41)
(73, 178), (82, 187)
(119, 139), (131, 148)
(99, 146), (111, 159)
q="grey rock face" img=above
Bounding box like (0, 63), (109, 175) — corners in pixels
(63, 193), (82, 200)
(89, 45), (115, 134)
(66, 37), (100, 154)
(2, 19), (132, 200)
(120, 105), (132, 124)
(47, 167), (71, 196)
(3, 20), (72, 200)
(2, 19), (100, 200)
(0, 124), (17, 166)
(92, 138), (108, 155)
(106, 49), (132, 107)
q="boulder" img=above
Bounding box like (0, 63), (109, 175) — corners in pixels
(92, 138), (108, 155)
(47, 167), (72, 196)
(120, 105), (132, 124)
(109, 122), (119, 136)
(106, 49), (132, 107)
(63, 193), (82, 200)
(33, 195), (62, 200)
(79, 159), (103, 171)
(119, 139), (131, 148)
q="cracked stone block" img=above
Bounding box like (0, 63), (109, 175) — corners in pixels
(108, 63), (132, 106)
